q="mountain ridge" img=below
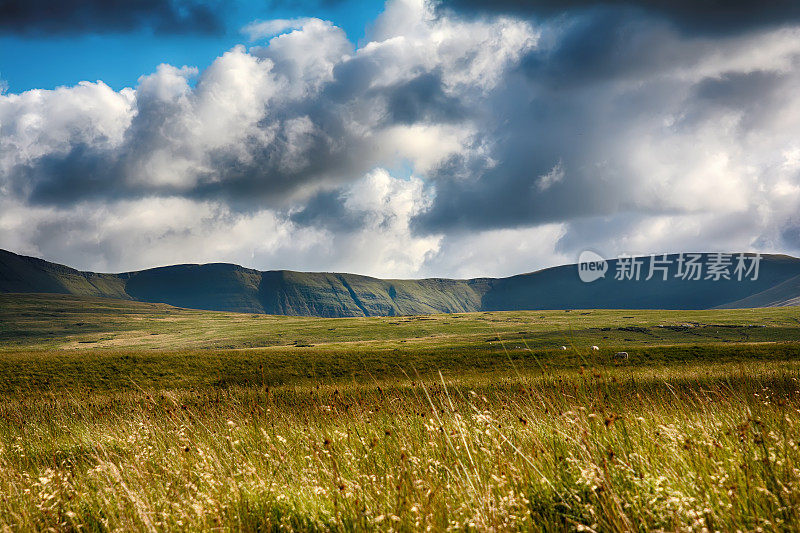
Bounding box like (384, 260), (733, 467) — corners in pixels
(2, 248), (799, 316)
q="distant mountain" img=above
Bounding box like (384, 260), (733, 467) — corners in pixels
(716, 273), (800, 308)
(1, 248), (799, 316)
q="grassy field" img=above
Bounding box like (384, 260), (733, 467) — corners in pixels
(1, 294), (800, 531)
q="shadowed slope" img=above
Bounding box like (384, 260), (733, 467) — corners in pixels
(483, 255), (800, 311)
(716, 272), (800, 308)
(0, 249), (129, 298)
(2, 249), (800, 315)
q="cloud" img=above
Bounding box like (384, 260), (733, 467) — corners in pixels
(0, 170), (440, 277)
(2, 0), (800, 277)
(419, 224), (568, 278)
(0, 0), (224, 36)
(412, 14), (800, 241)
(242, 18), (319, 41)
(3, 10), (519, 209)
(536, 160), (564, 192)
(380, 71), (468, 125)
(435, 0), (800, 36)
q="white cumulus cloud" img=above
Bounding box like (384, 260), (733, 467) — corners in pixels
(2, 0), (800, 277)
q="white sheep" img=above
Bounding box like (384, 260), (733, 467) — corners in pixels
(560, 345), (568, 350)
(591, 345), (599, 351)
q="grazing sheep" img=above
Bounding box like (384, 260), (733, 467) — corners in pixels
(591, 345), (599, 351)
(560, 345), (568, 350)
(613, 351), (629, 360)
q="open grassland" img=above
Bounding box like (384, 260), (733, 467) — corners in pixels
(1, 294), (800, 531)
(2, 293), (800, 392)
(3, 364), (800, 532)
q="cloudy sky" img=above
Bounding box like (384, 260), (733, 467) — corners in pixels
(2, 0), (800, 278)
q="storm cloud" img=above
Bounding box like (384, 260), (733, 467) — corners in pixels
(435, 0), (800, 36)
(0, 0), (224, 35)
(2, 0), (800, 277)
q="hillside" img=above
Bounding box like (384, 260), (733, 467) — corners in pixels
(716, 273), (800, 308)
(2, 248), (800, 316)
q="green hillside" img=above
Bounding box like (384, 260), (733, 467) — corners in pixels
(2, 248), (800, 316)
(258, 271), (491, 317)
(0, 248), (129, 298)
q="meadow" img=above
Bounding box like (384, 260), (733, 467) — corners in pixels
(1, 294), (800, 531)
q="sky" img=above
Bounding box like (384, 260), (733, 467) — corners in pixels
(1, 0), (800, 278)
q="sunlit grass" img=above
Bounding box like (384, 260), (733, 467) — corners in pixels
(2, 361), (799, 531)
(2, 295), (800, 530)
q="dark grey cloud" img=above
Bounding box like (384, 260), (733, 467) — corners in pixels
(323, 56), (378, 102)
(381, 71), (468, 125)
(196, 112), (365, 207)
(681, 70), (790, 133)
(326, 66), (468, 124)
(518, 9), (679, 88)
(408, 6), (800, 236)
(10, 144), (124, 205)
(694, 71), (783, 106)
(0, 0), (224, 35)
(411, 73), (653, 233)
(11, 101), (368, 208)
(289, 190), (365, 231)
(436, 0), (800, 36)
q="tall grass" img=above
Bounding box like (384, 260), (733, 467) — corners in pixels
(1, 361), (799, 531)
